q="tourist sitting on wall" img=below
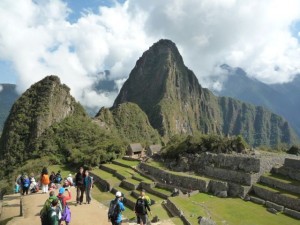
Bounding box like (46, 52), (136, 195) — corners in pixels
(29, 177), (39, 193)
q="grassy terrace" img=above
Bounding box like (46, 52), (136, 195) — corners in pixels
(171, 193), (300, 225)
(91, 168), (121, 186)
(114, 158), (140, 167)
(152, 186), (172, 196)
(103, 161), (154, 183)
(147, 161), (210, 180)
(254, 183), (300, 199)
(263, 172), (300, 186)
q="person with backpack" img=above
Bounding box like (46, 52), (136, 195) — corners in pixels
(41, 168), (50, 193)
(75, 167), (85, 205)
(21, 175), (30, 195)
(40, 191), (60, 225)
(46, 199), (60, 225)
(108, 191), (125, 225)
(135, 189), (152, 225)
(84, 170), (93, 204)
(55, 170), (62, 184)
(57, 187), (71, 225)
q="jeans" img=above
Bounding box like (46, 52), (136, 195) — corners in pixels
(76, 185), (85, 203)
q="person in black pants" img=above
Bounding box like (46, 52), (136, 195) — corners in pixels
(75, 167), (85, 205)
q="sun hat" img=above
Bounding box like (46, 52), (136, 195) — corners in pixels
(59, 187), (65, 194)
(115, 191), (122, 197)
(68, 174), (72, 177)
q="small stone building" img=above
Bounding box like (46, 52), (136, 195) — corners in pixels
(146, 144), (162, 156)
(127, 143), (144, 158)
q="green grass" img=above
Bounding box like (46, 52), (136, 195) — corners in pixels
(48, 164), (76, 179)
(91, 168), (121, 187)
(102, 163), (134, 178)
(114, 159), (140, 167)
(254, 183), (300, 199)
(124, 178), (141, 185)
(171, 193), (300, 225)
(152, 186), (172, 196)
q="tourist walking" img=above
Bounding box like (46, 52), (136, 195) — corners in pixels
(40, 191), (59, 225)
(135, 189), (152, 225)
(47, 199), (60, 225)
(108, 191), (125, 225)
(57, 187), (71, 225)
(84, 170), (93, 204)
(75, 166), (85, 205)
(41, 167), (50, 193)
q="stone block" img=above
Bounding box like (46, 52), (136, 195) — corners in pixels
(267, 208), (278, 214)
(284, 158), (300, 170)
(250, 196), (265, 205)
(265, 201), (284, 212)
(284, 208), (300, 219)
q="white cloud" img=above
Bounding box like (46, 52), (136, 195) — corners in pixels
(1, 0), (300, 108)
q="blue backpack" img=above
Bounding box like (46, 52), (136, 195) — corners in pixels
(23, 178), (30, 188)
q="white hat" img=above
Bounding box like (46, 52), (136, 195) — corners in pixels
(115, 191), (122, 197)
(68, 174), (72, 177)
(31, 178), (35, 182)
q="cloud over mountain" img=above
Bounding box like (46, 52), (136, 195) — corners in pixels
(1, 0), (300, 108)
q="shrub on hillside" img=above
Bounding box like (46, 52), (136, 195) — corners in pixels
(161, 134), (249, 159)
(287, 145), (300, 156)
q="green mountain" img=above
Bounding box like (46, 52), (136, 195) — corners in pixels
(113, 39), (297, 146)
(0, 76), (125, 176)
(216, 65), (300, 137)
(95, 102), (161, 144)
(0, 84), (19, 131)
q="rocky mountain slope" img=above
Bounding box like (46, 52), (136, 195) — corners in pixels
(0, 76), (126, 176)
(95, 102), (161, 144)
(216, 65), (300, 137)
(113, 39), (297, 146)
(0, 84), (19, 131)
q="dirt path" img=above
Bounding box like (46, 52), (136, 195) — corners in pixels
(4, 188), (112, 225)
(1, 188), (176, 225)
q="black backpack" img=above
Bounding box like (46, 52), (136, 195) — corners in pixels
(108, 199), (120, 220)
(135, 198), (146, 214)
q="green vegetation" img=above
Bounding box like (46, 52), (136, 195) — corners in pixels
(96, 102), (161, 145)
(113, 39), (297, 146)
(161, 134), (248, 159)
(263, 172), (300, 186)
(171, 193), (300, 225)
(287, 145), (300, 155)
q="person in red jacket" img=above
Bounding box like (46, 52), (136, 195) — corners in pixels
(57, 187), (71, 225)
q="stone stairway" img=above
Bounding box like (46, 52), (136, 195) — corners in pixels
(251, 158), (300, 219)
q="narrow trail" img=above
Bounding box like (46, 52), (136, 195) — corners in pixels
(3, 188), (113, 225)
(1, 188), (176, 225)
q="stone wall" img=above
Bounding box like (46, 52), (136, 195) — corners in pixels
(189, 152), (261, 173)
(253, 185), (300, 211)
(260, 176), (300, 195)
(139, 163), (209, 192)
(284, 158), (300, 170)
(140, 183), (169, 199)
(90, 172), (117, 191)
(203, 166), (253, 185)
(165, 199), (192, 225)
(120, 180), (139, 190)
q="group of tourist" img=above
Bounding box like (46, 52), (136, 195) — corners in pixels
(108, 188), (152, 225)
(16, 166), (152, 225)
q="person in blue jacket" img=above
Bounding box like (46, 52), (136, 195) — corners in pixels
(108, 191), (125, 225)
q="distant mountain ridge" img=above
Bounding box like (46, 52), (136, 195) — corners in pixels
(216, 65), (300, 137)
(112, 39), (297, 146)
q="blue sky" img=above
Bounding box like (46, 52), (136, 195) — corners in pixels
(1, 0), (300, 108)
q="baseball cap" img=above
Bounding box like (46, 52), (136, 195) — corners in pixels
(59, 187), (65, 194)
(115, 191), (122, 197)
